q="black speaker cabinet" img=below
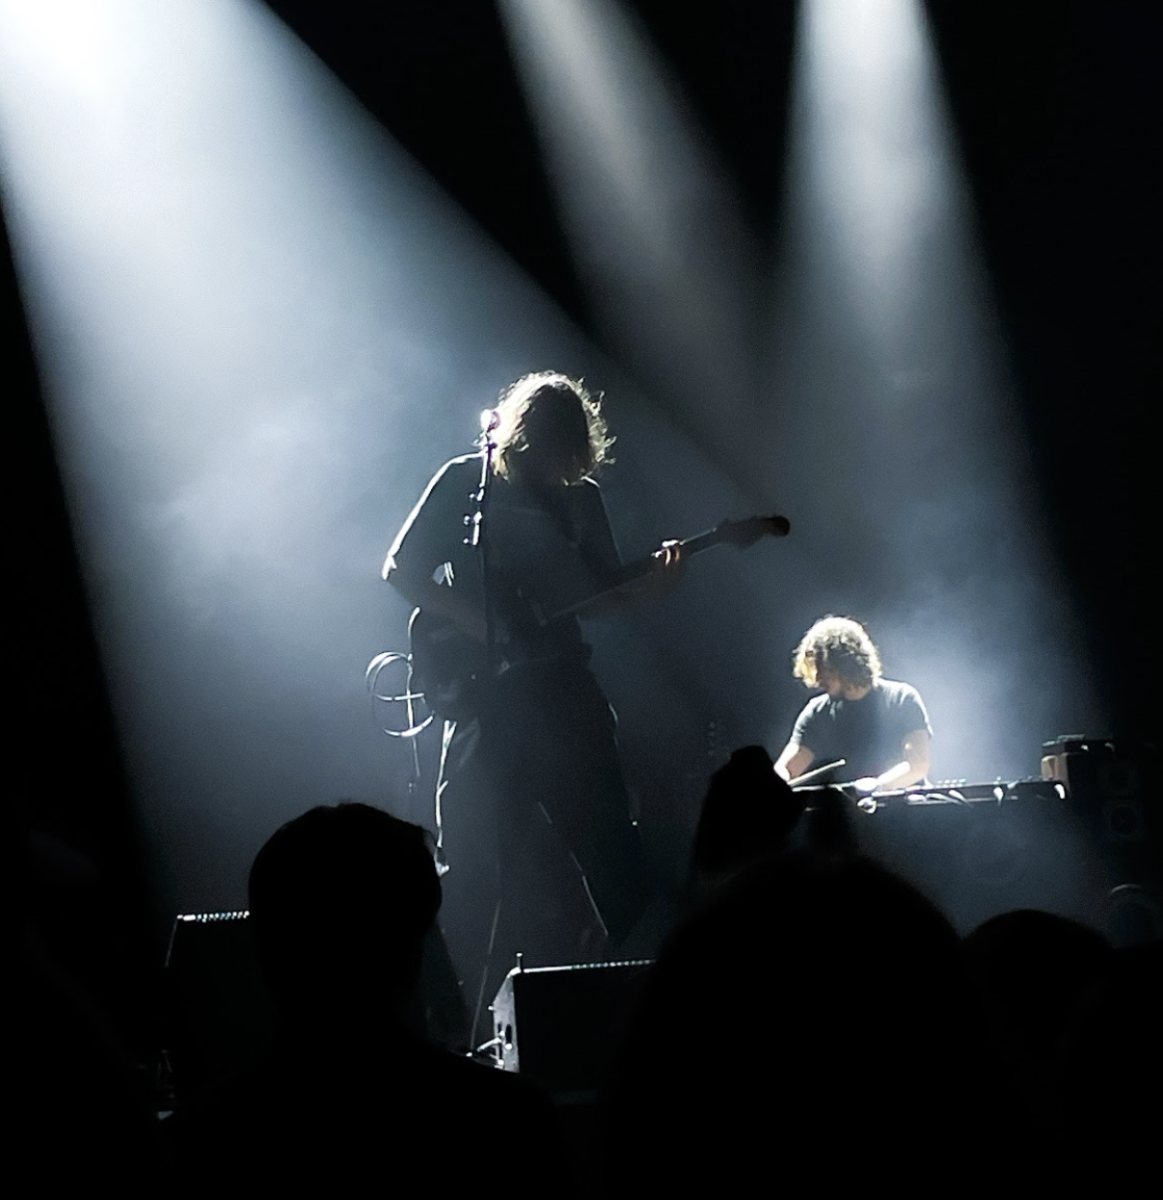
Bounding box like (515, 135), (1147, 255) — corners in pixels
(490, 959), (652, 1096)
(814, 740), (1161, 945)
(1041, 737), (1160, 945)
(845, 781), (1099, 936)
(163, 911), (275, 1103)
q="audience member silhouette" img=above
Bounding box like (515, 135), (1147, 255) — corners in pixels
(173, 802), (564, 1192)
(1056, 939), (1162, 1183)
(963, 908), (1111, 1128)
(963, 907), (1163, 1184)
(604, 849), (1011, 1190)
(689, 746), (805, 894)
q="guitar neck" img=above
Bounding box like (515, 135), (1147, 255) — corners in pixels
(618, 525), (733, 585)
(549, 525), (738, 621)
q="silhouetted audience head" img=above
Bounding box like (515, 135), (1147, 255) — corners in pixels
(248, 802), (440, 1022)
(175, 804), (565, 1194)
(691, 746), (804, 886)
(964, 908), (1111, 1071)
(606, 850), (1001, 1189)
(1058, 940), (1162, 1176)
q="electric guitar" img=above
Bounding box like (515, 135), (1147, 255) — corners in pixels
(409, 513), (789, 717)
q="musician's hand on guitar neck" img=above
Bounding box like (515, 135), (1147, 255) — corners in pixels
(653, 539), (683, 569)
(572, 541), (682, 619)
(635, 538), (685, 601)
(546, 514), (786, 623)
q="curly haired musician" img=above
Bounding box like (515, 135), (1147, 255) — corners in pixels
(775, 616), (932, 792)
(384, 372), (679, 999)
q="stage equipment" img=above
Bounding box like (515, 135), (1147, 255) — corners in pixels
(164, 911), (468, 1096)
(845, 778), (1067, 812)
(489, 958), (652, 1097)
(794, 777), (1104, 937)
(1040, 737), (1159, 945)
(1041, 736), (1147, 844)
(163, 911), (274, 1104)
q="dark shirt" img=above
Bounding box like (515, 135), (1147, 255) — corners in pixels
(789, 679), (932, 781)
(385, 453), (622, 663)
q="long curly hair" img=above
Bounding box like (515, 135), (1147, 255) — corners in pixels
(492, 371), (614, 483)
(793, 616), (883, 690)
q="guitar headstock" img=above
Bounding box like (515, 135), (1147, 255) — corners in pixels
(716, 514), (790, 547)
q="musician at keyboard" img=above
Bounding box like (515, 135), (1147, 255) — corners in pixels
(774, 616), (932, 793)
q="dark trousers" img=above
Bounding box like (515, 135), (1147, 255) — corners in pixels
(436, 661), (653, 1028)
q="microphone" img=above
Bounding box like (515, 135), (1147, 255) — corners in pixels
(480, 408), (500, 432)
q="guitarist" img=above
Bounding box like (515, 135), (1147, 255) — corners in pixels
(383, 372), (681, 993)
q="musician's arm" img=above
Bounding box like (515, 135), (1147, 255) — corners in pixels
(570, 479), (682, 618)
(775, 741), (815, 783)
(573, 541), (684, 619)
(383, 457), (490, 643)
(572, 590), (632, 620)
(887, 728), (931, 788)
(853, 729), (931, 792)
(891, 689), (932, 787)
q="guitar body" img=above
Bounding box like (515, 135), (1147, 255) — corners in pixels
(408, 602), (589, 720)
(407, 607), (486, 719)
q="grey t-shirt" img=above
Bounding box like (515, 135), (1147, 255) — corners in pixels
(789, 679), (932, 781)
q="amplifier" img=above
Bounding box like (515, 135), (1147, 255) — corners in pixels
(490, 958), (652, 1097)
(793, 751), (1159, 943)
(1040, 737), (1159, 944)
(163, 911), (275, 1102)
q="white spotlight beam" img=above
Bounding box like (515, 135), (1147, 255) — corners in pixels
(768, 0), (1101, 782)
(0, 0), (755, 916)
(499, 0), (761, 448)
(0, 0), (593, 902)
(798, 0), (961, 353)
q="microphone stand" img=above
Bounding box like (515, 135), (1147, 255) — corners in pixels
(466, 408), (504, 1053)
(467, 410), (501, 679)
